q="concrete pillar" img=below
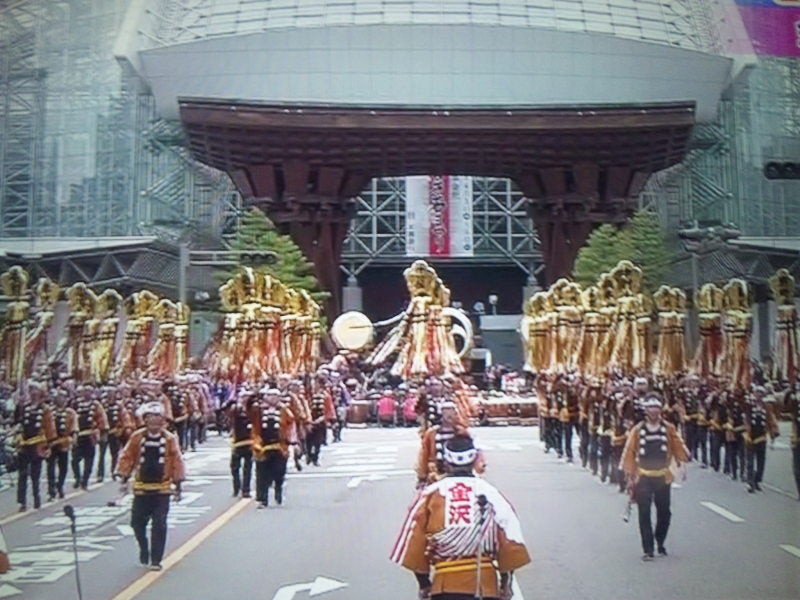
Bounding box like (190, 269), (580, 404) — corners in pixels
(342, 275), (363, 312)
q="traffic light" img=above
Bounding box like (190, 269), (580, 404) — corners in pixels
(763, 161), (800, 180)
(240, 251), (276, 266)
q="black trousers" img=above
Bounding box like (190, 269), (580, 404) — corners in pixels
(131, 493), (171, 565)
(561, 419), (577, 461)
(255, 450), (287, 505)
(684, 421), (698, 460)
(612, 444), (626, 491)
(47, 447), (70, 498)
(746, 440), (767, 487)
(307, 424), (326, 466)
(598, 435), (612, 481)
(230, 445), (252, 496)
(578, 420), (590, 467)
(694, 426), (708, 466)
(635, 475), (671, 555)
(96, 434), (122, 481)
(588, 432), (599, 475)
(709, 429), (724, 472)
(792, 445), (800, 498)
(545, 418), (561, 455)
(17, 449), (43, 507)
(173, 420), (188, 452)
(71, 437), (95, 489)
(189, 418), (206, 450)
(726, 434), (744, 479)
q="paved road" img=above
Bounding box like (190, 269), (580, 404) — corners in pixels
(1, 425), (798, 600)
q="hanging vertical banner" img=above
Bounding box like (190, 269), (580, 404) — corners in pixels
(734, 0), (800, 57)
(406, 176), (473, 257)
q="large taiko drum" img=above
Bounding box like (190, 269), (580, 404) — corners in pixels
(330, 311), (373, 351)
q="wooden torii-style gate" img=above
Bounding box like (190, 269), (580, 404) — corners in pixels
(179, 100), (695, 316)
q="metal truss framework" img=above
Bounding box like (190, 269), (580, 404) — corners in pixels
(0, 4), (49, 237)
(1, 0), (796, 284)
(341, 176), (540, 278)
(642, 57), (800, 238)
(0, 241), (182, 298)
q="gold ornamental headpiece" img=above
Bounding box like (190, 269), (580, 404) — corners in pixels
(1, 265), (30, 299)
(768, 268), (795, 305)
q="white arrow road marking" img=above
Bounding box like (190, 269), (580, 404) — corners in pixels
(700, 502), (745, 523)
(0, 584), (21, 598)
(779, 544), (800, 559)
(346, 474), (388, 489)
(272, 576), (348, 600)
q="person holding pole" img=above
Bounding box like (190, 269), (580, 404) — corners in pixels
(391, 434), (530, 599)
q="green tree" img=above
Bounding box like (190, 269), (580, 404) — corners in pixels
(573, 223), (627, 287)
(572, 210), (670, 292)
(223, 207), (328, 306)
(625, 210), (672, 293)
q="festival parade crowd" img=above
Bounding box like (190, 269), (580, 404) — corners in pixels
(1, 256), (799, 596)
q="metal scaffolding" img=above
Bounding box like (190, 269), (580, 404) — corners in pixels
(1, 0), (796, 270)
(643, 56), (800, 238)
(341, 177), (541, 278)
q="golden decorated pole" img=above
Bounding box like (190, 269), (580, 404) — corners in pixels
(692, 283), (724, 377)
(0, 266), (31, 389)
(768, 268), (798, 382)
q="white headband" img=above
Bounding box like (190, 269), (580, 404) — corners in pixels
(443, 446), (478, 466)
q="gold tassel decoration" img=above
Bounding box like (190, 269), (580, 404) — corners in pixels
(0, 266), (31, 387)
(722, 278), (753, 390)
(693, 283), (724, 377)
(769, 269), (798, 382)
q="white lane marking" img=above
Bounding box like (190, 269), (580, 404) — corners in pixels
(761, 483), (797, 499)
(700, 501), (745, 523)
(346, 474), (388, 489)
(512, 578), (525, 599)
(289, 469), (414, 480)
(779, 544), (800, 559)
(333, 459), (396, 466)
(326, 465), (401, 473)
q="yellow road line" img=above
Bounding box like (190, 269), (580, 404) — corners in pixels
(111, 498), (251, 600)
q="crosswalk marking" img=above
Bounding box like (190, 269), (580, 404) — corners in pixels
(779, 544), (800, 559)
(700, 501), (745, 523)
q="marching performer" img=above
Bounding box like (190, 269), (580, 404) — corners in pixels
(227, 389), (254, 498)
(14, 382), (56, 510)
(416, 401), (469, 487)
(71, 385), (108, 490)
(116, 401), (185, 571)
(392, 434), (530, 600)
(743, 386), (779, 493)
(96, 389), (134, 483)
(784, 379), (800, 499)
(47, 389), (77, 501)
(250, 388), (295, 508)
(620, 393), (689, 561)
(306, 391), (334, 467)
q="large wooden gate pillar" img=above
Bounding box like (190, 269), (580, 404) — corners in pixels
(230, 159), (369, 316)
